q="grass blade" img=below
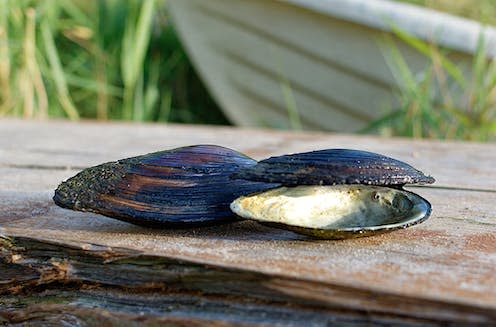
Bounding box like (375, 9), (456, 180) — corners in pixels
(389, 24), (466, 86)
(0, 0), (11, 115)
(41, 20), (79, 120)
(270, 46), (302, 130)
(121, 0), (156, 120)
(24, 7), (48, 118)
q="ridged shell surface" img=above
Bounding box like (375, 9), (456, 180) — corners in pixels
(232, 149), (435, 186)
(53, 145), (277, 227)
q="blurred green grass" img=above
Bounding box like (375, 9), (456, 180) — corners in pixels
(0, 0), (229, 124)
(364, 29), (496, 142)
(1, 0), (495, 141)
(398, 0), (496, 25)
(372, 0), (496, 141)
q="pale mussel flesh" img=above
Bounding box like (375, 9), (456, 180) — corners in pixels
(53, 145), (277, 227)
(230, 149), (434, 239)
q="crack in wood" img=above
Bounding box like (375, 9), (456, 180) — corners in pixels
(0, 285), (450, 327)
(0, 163), (87, 171)
(407, 184), (496, 194)
(0, 236), (495, 326)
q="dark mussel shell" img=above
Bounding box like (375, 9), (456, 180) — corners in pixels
(53, 145), (277, 227)
(231, 149), (435, 186)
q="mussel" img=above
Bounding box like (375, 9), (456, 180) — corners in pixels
(230, 149), (434, 239)
(53, 145), (277, 227)
(53, 146), (434, 239)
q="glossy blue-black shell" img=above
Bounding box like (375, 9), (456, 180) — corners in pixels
(232, 148), (435, 186)
(53, 145), (277, 227)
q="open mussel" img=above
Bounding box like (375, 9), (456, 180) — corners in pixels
(230, 149), (434, 239)
(53, 145), (277, 227)
(54, 145), (434, 239)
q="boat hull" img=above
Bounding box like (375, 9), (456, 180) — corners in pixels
(168, 0), (495, 132)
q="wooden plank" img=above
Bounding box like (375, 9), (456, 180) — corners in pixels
(1, 120), (495, 325)
(1, 119), (494, 191)
(2, 187), (496, 301)
(1, 187), (495, 325)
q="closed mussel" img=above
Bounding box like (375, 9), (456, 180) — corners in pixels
(230, 149), (435, 239)
(53, 145), (277, 227)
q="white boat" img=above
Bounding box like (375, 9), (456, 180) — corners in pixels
(167, 0), (496, 132)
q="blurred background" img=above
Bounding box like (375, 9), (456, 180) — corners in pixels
(1, 0), (495, 141)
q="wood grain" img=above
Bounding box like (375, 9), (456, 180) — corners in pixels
(1, 119), (494, 191)
(1, 119), (495, 326)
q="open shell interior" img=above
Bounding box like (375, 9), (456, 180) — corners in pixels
(230, 185), (431, 237)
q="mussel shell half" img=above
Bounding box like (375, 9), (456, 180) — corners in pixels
(232, 149), (435, 186)
(53, 145), (278, 227)
(230, 185), (432, 239)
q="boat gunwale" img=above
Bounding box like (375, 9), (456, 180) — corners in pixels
(279, 0), (496, 57)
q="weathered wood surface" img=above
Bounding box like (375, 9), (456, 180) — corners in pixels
(1, 119), (495, 326)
